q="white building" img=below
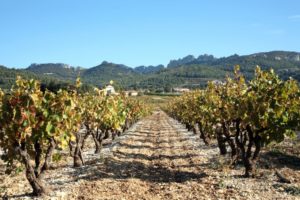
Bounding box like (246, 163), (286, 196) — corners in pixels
(125, 90), (138, 96)
(173, 87), (190, 93)
(130, 91), (138, 96)
(105, 85), (116, 95)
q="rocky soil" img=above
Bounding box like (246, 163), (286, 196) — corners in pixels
(1, 111), (300, 199)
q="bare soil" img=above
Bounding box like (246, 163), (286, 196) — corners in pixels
(1, 111), (300, 199)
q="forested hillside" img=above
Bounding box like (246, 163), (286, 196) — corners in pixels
(1, 51), (300, 91)
(26, 63), (84, 80)
(81, 61), (143, 88)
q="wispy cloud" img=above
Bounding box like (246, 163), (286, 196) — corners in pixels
(288, 15), (300, 21)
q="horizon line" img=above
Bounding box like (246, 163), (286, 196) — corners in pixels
(1, 49), (300, 69)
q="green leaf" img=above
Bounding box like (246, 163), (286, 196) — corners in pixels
(46, 122), (54, 134)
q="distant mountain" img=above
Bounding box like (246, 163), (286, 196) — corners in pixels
(1, 50), (300, 91)
(0, 65), (69, 90)
(250, 51), (300, 62)
(167, 54), (217, 68)
(167, 51), (300, 69)
(207, 51), (300, 80)
(0, 65), (34, 89)
(26, 63), (84, 80)
(134, 65), (164, 74)
(136, 51), (300, 90)
(167, 55), (196, 68)
(196, 54), (217, 63)
(82, 61), (142, 88)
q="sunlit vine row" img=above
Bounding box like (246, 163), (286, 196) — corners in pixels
(165, 66), (300, 177)
(0, 77), (150, 196)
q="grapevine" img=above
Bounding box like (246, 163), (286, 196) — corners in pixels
(0, 77), (149, 196)
(166, 66), (300, 177)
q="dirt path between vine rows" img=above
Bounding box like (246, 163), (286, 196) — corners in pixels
(66, 111), (297, 200)
(2, 111), (299, 199)
(69, 111), (213, 200)
(66, 112), (210, 199)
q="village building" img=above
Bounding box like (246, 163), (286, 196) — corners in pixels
(104, 84), (117, 95)
(173, 87), (190, 93)
(124, 90), (139, 96)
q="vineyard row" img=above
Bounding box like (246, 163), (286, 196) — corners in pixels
(0, 77), (150, 196)
(165, 66), (300, 178)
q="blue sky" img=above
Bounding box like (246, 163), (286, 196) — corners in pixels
(0, 0), (300, 68)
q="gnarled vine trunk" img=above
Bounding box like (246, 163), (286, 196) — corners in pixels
(122, 118), (130, 133)
(185, 123), (193, 131)
(34, 141), (42, 177)
(215, 124), (227, 155)
(198, 123), (210, 145)
(222, 122), (237, 159)
(73, 131), (84, 167)
(191, 124), (199, 135)
(235, 123), (263, 177)
(92, 128), (102, 154)
(41, 138), (56, 172)
(17, 142), (47, 196)
(81, 125), (91, 150)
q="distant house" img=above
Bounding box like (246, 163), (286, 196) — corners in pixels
(173, 87), (190, 93)
(125, 90), (138, 96)
(105, 84), (116, 95)
(130, 91), (138, 96)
